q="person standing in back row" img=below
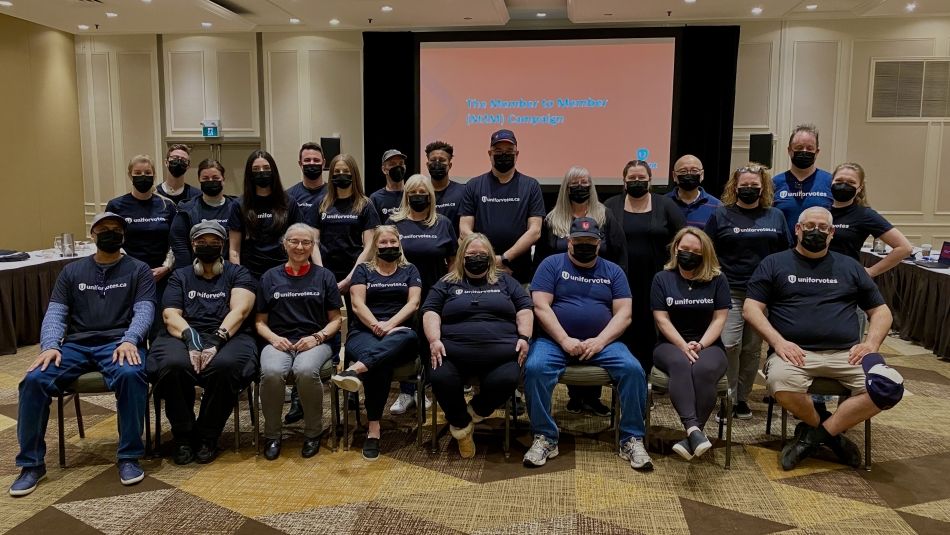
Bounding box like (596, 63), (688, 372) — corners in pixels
(772, 124), (833, 233)
(156, 144), (202, 205)
(370, 149), (408, 223)
(425, 140), (465, 235)
(665, 154), (721, 230)
(287, 142), (328, 224)
(459, 129), (545, 285)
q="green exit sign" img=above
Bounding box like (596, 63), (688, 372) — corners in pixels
(201, 120), (220, 138)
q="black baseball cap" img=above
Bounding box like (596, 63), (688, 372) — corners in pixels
(569, 217), (601, 239)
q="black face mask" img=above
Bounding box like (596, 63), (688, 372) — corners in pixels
(132, 175), (154, 193)
(791, 150), (817, 170)
(568, 185), (591, 204)
(800, 229), (829, 253)
(331, 174), (353, 189)
(676, 250), (703, 271)
(252, 170), (273, 188)
(625, 180), (650, 198)
(377, 246), (401, 263)
(95, 230), (124, 253)
(464, 254), (491, 277)
(427, 162), (448, 181)
(167, 160), (188, 178)
(492, 153), (515, 173)
(408, 194), (429, 213)
(200, 180), (224, 197)
(194, 244), (222, 263)
(676, 173), (701, 192)
(831, 183), (857, 203)
(302, 164), (322, 180)
(571, 243), (599, 263)
(737, 186), (762, 205)
(388, 166), (406, 182)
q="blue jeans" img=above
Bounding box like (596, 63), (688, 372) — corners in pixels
(17, 342), (148, 467)
(524, 337), (647, 445)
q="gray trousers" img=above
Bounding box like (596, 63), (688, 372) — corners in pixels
(722, 289), (764, 403)
(260, 344), (333, 439)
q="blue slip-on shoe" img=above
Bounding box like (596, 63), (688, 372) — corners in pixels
(118, 460), (145, 486)
(9, 466), (47, 497)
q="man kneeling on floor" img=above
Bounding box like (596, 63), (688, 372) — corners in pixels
(523, 217), (652, 471)
(743, 206), (904, 471)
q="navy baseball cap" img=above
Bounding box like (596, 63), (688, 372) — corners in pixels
(569, 217), (601, 239)
(90, 212), (127, 231)
(862, 353), (904, 410)
(490, 129), (517, 146)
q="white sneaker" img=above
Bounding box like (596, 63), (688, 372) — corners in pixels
(619, 437), (654, 472)
(390, 393), (416, 415)
(424, 396), (432, 411)
(523, 435), (559, 467)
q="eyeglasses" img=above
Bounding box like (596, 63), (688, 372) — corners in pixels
(286, 239), (314, 247)
(800, 222), (832, 232)
(674, 168), (703, 175)
(490, 150), (516, 156)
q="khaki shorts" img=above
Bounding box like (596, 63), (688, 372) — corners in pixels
(765, 349), (867, 395)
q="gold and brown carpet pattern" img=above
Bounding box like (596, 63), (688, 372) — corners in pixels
(2, 336), (950, 534)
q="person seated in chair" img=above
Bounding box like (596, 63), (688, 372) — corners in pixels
(332, 225), (421, 461)
(743, 206), (903, 471)
(523, 217), (652, 472)
(651, 227), (731, 461)
(148, 221), (258, 465)
(11, 212), (155, 496)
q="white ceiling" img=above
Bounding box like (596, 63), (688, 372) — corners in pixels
(0, 0), (947, 35)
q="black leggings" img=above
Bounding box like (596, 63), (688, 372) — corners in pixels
(653, 342), (727, 431)
(429, 341), (519, 429)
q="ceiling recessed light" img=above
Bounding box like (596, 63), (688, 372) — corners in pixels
(141, 0), (151, 3)
(536, 12), (547, 17)
(201, 22), (212, 28)
(0, 1), (14, 7)
(329, 18), (340, 25)
(751, 6), (763, 15)
(806, 4), (818, 10)
(106, 12), (118, 18)
(289, 18), (300, 24)
(381, 5), (393, 13)
(684, 0), (697, 4)
(905, 2), (917, 12)
(77, 24), (89, 30)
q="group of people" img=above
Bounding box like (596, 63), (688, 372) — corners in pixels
(11, 125), (908, 497)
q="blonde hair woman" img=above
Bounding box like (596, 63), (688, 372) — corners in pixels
(422, 233), (534, 458)
(651, 227), (731, 461)
(332, 225), (422, 461)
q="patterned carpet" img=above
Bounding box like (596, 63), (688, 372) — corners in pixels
(2, 336), (950, 534)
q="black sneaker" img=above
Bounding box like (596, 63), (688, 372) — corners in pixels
(781, 425), (821, 471)
(173, 444), (195, 465)
(734, 401), (753, 420)
(284, 389), (304, 424)
(687, 429), (712, 458)
(196, 441), (220, 464)
(362, 437), (380, 462)
(582, 398), (612, 417)
(824, 433), (862, 468)
(332, 370), (362, 393)
(565, 398), (584, 414)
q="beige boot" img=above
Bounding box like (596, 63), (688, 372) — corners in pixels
(449, 421), (476, 459)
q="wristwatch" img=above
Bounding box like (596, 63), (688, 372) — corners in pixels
(517, 334), (530, 342)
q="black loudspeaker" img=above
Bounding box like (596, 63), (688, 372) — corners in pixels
(320, 137), (342, 169)
(748, 133), (773, 168)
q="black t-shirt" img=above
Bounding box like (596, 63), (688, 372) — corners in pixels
(169, 196), (238, 269)
(434, 180), (466, 235)
(458, 171), (546, 283)
(317, 197), (380, 280)
(705, 205), (791, 291)
(369, 188), (403, 223)
(349, 263), (422, 333)
(227, 195), (306, 279)
(105, 193), (176, 268)
(387, 216), (458, 296)
(746, 250), (885, 350)
(163, 263), (257, 333)
(50, 255), (156, 347)
(287, 182), (328, 226)
(156, 183), (202, 206)
(422, 273), (532, 346)
(650, 270), (731, 345)
(256, 264), (343, 342)
(830, 204), (893, 260)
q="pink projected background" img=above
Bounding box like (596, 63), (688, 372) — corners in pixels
(420, 39), (676, 185)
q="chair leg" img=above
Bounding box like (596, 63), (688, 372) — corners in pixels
(865, 419), (871, 471)
(613, 385), (620, 451)
(717, 396), (725, 441)
(431, 388), (438, 454)
(504, 395), (511, 459)
(145, 389), (152, 457)
(610, 387), (617, 429)
(73, 393), (85, 438)
(57, 395), (67, 468)
(233, 395), (241, 453)
(343, 391), (350, 451)
(780, 407), (788, 446)
(645, 385), (653, 446)
(330, 383), (340, 452)
(154, 395), (163, 455)
(251, 383), (260, 454)
(765, 397), (774, 435)
(725, 395), (733, 470)
(416, 376), (424, 447)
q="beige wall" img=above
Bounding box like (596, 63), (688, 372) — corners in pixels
(0, 14), (84, 251)
(733, 18), (950, 246)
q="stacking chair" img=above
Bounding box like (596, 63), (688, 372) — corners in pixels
(429, 377), (518, 458)
(152, 381), (259, 455)
(557, 364), (620, 446)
